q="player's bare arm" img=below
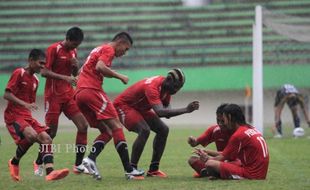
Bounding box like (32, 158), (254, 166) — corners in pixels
(298, 96), (310, 126)
(274, 101), (285, 122)
(152, 100), (199, 118)
(95, 60), (129, 84)
(41, 67), (77, 86)
(70, 57), (79, 77)
(193, 148), (209, 162)
(188, 136), (199, 147)
(3, 91), (38, 111)
(207, 153), (225, 162)
(205, 149), (221, 157)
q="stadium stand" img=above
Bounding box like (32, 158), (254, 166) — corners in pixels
(1, 0), (310, 72)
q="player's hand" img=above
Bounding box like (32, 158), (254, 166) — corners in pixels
(70, 58), (79, 76)
(186, 101), (200, 113)
(65, 76), (77, 86)
(119, 74), (129, 84)
(70, 57), (79, 68)
(194, 148), (209, 162)
(24, 103), (38, 111)
(187, 136), (198, 147)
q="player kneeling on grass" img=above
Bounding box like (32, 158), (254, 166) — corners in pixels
(113, 68), (200, 178)
(193, 104), (269, 180)
(3, 49), (69, 181)
(188, 103), (241, 178)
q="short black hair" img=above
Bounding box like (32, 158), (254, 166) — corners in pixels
(112, 31), (133, 45)
(216, 103), (228, 115)
(28, 49), (45, 60)
(223, 104), (246, 125)
(66, 26), (84, 42)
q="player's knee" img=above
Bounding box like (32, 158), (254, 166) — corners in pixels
(25, 133), (38, 143)
(47, 129), (57, 139)
(77, 124), (88, 133)
(139, 126), (151, 138)
(76, 119), (88, 133)
(188, 156), (199, 165)
(160, 125), (169, 137)
(38, 132), (53, 144)
(49, 132), (56, 139)
(205, 159), (217, 168)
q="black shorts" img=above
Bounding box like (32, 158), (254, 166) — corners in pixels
(274, 90), (300, 108)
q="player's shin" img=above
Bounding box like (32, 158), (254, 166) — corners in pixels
(88, 141), (105, 162)
(34, 143), (44, 165)
(75, 131), (87, 166)
(149, 134), (168, 171)
(112, 128), (132, 172)
(41, 144), (54, 175)
(276, 120), (283, 135)
(115, 141), (132, 172)
(12, 139), (33, 165)
(88, 133), (111, 162)
(131, 131), (149, 169)
(293, 117), (300, 128)
(205, 166), (220, 178)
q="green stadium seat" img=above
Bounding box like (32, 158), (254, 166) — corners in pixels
(1, 0), (310, 71)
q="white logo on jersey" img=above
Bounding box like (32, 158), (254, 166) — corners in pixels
(45, 101), (49, 113)
(145, 76), (159, 84)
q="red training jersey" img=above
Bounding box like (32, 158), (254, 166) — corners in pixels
(196, 125), (232, 151)
(4, 68), (39, 124)
(222, 125), (269, 179)
(44, 41), (77, 101)
(114, 76), (171, 112)
(77, 44), (115, 91)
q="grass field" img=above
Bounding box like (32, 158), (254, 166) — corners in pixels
(0, 125), (310, 190)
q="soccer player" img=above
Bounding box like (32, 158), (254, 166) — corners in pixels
(75, 31), (144, 180)
(194, 104), (269, 180)
(34, 26), (89, 175)
(4, 49), (69, 181)
(273, 84), (310, 138)
(113, 68), (200, 178)
(187, 103), (235, 177)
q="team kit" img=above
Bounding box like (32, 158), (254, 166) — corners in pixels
(3, 27), (269, 182)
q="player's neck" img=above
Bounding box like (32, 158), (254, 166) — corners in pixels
(62, 40), (70, 50)
(25, 66), (35, 75)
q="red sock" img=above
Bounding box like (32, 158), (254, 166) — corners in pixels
(112, 128), (126, 145)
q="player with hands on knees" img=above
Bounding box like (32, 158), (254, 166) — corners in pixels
(273, 84), (310, 138)
(113, 68), (199, 178)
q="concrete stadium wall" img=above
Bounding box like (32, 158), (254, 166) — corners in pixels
(1, 64), (310, 96)
(1, 64), (310, 129)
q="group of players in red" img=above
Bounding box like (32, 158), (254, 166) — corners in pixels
(4, 26), (269, 182)
(188, 104), (269, 179)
